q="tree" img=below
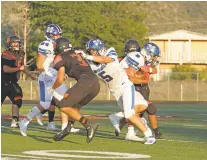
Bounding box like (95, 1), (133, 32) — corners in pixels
(1, 1), (33, 64)
(30, 1), (148, 56)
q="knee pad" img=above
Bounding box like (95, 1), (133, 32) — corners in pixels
(14, 99), (22, 108)
(146, 103), (157, 115)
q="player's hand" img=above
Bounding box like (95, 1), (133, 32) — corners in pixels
(19, 65), (25, 71)
(141, 66), (151, 73)
(75, 50), (87, 59)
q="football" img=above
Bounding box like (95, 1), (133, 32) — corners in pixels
(135, 70), (146, 80)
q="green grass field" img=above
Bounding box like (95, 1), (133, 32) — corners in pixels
(1, 102), (207, 160)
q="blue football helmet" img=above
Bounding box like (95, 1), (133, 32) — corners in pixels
(44, 24), (62, 41)
(141, 42), (161, 65)
(86, 38), (105, 55)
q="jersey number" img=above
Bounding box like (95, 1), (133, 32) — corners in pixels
(98, 71), (113, 82)
(71, 54), (88, 67)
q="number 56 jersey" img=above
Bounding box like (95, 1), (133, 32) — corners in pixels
(88, 47), (133, 100)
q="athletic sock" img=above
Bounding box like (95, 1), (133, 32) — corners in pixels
(144, 128), (153, 137)
(48, 110), (55, 122)
(153, 127), (160, 134)
(79, 116), (89, 128)
(61, 122), (68, 130)
(25, 106), (41, 125)
(127, 126), (135, 135)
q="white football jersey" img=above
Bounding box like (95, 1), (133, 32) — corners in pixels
(38, 40), (57, 76)
(88, 47), (132, 99)
(120, 51), (145, 70)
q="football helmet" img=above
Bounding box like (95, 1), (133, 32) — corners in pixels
(86, 38), (105, 56)
(141, 42), (160, 64)
(54, 37), (72, 55)
(6, 35), (22, 51)
(124, 39), (140, 55)
(45, 24), (62, 41)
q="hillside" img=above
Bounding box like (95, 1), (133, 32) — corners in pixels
(143, 1), (207, 35)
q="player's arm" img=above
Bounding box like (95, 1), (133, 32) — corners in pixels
(141, 65), (157, 74)
(36, 54), (46, 72)
(125, 67), (149, 84)
(52, 55), (65, 90)
(1, 54), (24, 73)
(52, 66), (65, 90)
(3, 65), (24, 72)
(86, 55), (114, 63)
(129, 74), (149, 84)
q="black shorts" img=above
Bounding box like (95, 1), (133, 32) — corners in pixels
(1, 82), (23, 104)
(52, 74), (100, 108)
(134, 84), (150, 101)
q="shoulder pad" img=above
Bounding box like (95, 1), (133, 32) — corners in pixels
(38, 40), (54, 56)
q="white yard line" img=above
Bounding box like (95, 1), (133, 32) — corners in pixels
(1, 154), (67, 160)
(184, 124), (205, 127)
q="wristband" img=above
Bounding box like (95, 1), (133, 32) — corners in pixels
(86, 55), (94, 61)
(149, 67), (152, 73)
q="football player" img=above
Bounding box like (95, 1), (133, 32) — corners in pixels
(18, 24), (79, 136)
(111, 40), (163, 139)
(80, 38), (156, 144)
(50, 37), (100, 143)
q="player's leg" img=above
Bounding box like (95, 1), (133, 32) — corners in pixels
(10, 83), (23, 128)
(122, 85), (155, 144)
(139, 85), (163, 139)
(53, 75), (100, 143)
(47, 105), (57, 130)
(60, 111), (80, 133)
(18, 75), (54, 136)
(147, 102), (163, 139)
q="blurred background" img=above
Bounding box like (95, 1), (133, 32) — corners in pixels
(1, 1), (207, 101)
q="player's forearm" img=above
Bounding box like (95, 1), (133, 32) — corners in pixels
(52, 75), (64, 89)
(129, 76), (149, 84)
(151, 67), (157, 74)
(3, 65), (20, 73)
(36, 63), (45, 72)
(86, 55), (113, 63)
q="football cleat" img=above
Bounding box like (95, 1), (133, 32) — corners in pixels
(115, 118), (126, 136)
(155, 131), (163, 139)
(18, 120), (27, 136)
(125, 132), (144, 142)
(109, 114), (122, 134)
(144, 136), (156, 145)
(11, 119), (19, 128)
(36, 114), (44, 126)
(53, 122), (72, 141)
(86, 124), (99, 143)
(47, 122), (57, 130)
(71, 127), (80, 133)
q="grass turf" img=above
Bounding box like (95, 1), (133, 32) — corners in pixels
(1, 102), (207, 160)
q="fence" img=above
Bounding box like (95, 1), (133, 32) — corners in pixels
(16, 72), (207, 102)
